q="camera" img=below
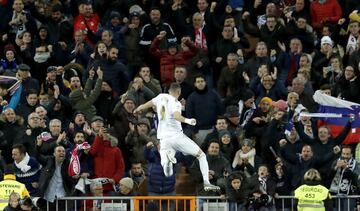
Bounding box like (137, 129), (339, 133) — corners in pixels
(248, 194), (270, 207)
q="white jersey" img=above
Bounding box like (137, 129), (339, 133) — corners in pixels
(151, 93), (183, 139)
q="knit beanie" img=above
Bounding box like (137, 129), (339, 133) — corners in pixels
(120, 177), (134, 190)
(272, 100), (288, 111)
(218, 129), (231, 139)
(241, 138), (254, 148)
(259, 97), (273, 105)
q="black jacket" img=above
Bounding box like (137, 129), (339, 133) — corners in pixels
(36, 148), (75, 197)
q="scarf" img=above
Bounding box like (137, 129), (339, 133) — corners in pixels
(14, 153), (31, 173)
(346, 34), (359, 54)
(194, 27), (208, 51)
(75, 177), (113, 194)
(232, 148), (256, 168)
(239, 101), (256, 127)
(330, 158), (357, 195)
(68, 142), (91, 177)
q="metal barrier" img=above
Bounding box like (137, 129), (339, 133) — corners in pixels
(49, 195), (360, 211)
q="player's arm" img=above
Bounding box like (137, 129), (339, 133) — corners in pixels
(133, 100), (155, 115)
(173, 111), (197, 126)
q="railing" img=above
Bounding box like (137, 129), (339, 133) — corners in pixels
(47, 195), (360, 211)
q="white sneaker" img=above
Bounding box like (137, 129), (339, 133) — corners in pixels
(204, 183), (220, 191)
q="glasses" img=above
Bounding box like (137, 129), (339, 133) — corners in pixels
(30, 117), (40, 120)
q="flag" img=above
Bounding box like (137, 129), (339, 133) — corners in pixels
(313, 91), (360, 144)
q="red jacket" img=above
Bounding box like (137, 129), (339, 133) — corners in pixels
(73, 14), (100, 45)
(90, 135), (125, 191)
(310, 0), (342, 30)
(150, 39), (197, 88)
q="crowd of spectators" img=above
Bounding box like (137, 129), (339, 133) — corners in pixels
(0, 0), (360, 210)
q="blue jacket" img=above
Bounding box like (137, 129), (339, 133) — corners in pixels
(144, 146), (184, 194)
(13, 156), (41, 195)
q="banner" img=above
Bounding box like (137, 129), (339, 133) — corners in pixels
(313, 91), (360, 144)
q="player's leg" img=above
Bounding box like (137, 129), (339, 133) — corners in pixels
(159, 139), (176, 177)
(174, 134), (220, 191)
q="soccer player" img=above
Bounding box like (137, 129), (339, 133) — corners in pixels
(133, 82), (220, 191)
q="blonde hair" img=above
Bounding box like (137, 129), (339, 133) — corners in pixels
(304, 168), (321, 182)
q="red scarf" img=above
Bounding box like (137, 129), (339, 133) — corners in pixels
(68, 142), (91, 177)
(194, 27), (208, 51)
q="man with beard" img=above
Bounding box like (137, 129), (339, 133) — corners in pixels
(128, 161), (147, 196)
(83, 46), (129, 97)
(186, 75), (224, 145)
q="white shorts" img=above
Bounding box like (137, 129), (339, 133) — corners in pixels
(160, 133), (201, 161)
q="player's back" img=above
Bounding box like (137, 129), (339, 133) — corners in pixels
(152, 93), (182, 139)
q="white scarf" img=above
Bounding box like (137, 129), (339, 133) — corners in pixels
(346, 34), (359, 54)
(232, 148), (256, 168)
(15, 153), (31, 173)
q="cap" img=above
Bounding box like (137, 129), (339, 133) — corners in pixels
(47, 66), (57, 73)
(74, 110), (85, 118)
(18, 64), (31, 71)
(119, 177), (134, 190)
(272, 100), (288, 111)
(224, 105), (239, 118)
(321, 36), (333, 46)
(110, 11), (121, 19)
(91, 115), (104, 123)
(129, 11), (140, 18)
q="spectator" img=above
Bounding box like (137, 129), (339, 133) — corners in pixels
(12, 144), (41, 196)
(35, 143), (75, 210)
(125, 117), (157, 169)
(186, 74), (224, 145)
(39, 119), (70, 156)
(173, 66), (193, 101)
(220, 172), (248, 211)
(150, 34), (197, 88)
(73, 1), (100, 46)
(136, 65), (162, 96)
(20, 112), (43, 156)
(128, 161), (147, 196)
(233, 138), (262, 178)
(89, 129), (125, 193)
(84, 46), (129, 96)
(334, 65), (360, 103)
(310, 0), (342, 31)
(330, 145), (360, 210)
(16, 89), (38, 120)
(67, 30), (93, 68)
(0, 108), (24, 164)
(190, 140), (231, 195)
(69, 67), (103, 121)
(127, 76), (156, 107)
(0, 44), (18, 76)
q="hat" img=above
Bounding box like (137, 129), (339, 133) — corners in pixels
(321, 36), (333, 46)
(259, 97), (273, 105)
(91, 115), (104, 123)
(218, 129), (231, 139)
(272, 100), (288, 111)
(129, 11), (140, 18)
(18, 64), (31, 71)
(74, 110), (85, 118)
(110, 11), (121, 19)
(225, 105), (239, 118)
(129, 4), (143, 14)
(47, 66), (57, 73)
(349, 10), (360, 23)
(124, 95), (136, 104)
(137, 117), (150, 130)
(168, 41), (178, 48)
(119, 177), (134, 190)
(241, 138), (254, 147)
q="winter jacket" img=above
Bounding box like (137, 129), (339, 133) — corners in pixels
(69, 78), (102, 121)
(150, 38), (197, 87)
(89, 135), (125, 191)
(13, 156), (41, 195)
